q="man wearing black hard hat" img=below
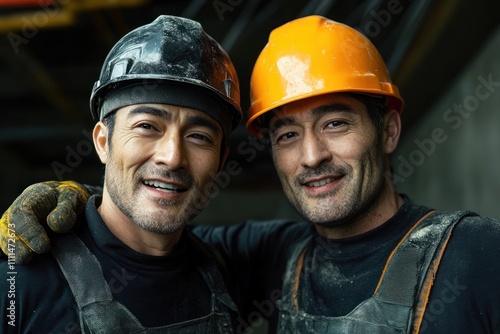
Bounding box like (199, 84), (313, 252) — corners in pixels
(3, 15), (500, 334)
(0, 15), (241, 333)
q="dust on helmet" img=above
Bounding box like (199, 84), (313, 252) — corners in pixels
(246, 15), (403, 136)
(90, 15), (242, 137)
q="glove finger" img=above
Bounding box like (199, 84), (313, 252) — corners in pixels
(47, 182), (89, 233)
(0, 209), (37, 264)
(47, 195), (78, 233)
(0, 211), (15, 257)
(9, 184), (57, 254)
(15, 240), (35, 265)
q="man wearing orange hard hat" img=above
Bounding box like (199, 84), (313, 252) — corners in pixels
(2, 15), (500, 333)
(240, 15), (500, 333)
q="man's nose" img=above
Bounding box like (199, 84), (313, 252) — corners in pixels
(300, 132), (333, 168)
(153, 134), (188, 169)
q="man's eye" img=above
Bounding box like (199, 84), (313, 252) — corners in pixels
(189, 133), (212, 143)
(137, 123), (155, 130)
(276, 132), (296, 143)
(326, 120), (345, 128)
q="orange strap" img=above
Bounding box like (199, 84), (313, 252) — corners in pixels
(373, 210), (436, 294)
(289, 209), (462, 333)
(411, 223), (454, 333)
(292, 246), (308, 311)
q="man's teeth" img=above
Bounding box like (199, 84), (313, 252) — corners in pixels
(307, 178), (333, 187)
(144, 180), (182, 191)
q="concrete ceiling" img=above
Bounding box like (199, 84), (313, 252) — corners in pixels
(1, 0), (499, 210)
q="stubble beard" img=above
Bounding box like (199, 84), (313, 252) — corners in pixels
(104, 162), (204, 234)
(288, 151), (386, 228)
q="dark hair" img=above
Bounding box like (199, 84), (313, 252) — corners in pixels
(346, 93), (387, 137)
(101, 111), (116, 150)
(259, 93), (388, 141)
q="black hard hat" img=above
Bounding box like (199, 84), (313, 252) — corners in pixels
(90, 15), (242, 137)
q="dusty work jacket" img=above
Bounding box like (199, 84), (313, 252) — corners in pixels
(195, 195), (500, 333)
(0, 196), (240, 333)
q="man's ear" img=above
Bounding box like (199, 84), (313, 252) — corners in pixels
(93, 122), (109, 164)
(382, 109), (401, 155)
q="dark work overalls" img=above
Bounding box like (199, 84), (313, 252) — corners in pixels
(277, 211), (476, 334)
(50, 231), (239, 334)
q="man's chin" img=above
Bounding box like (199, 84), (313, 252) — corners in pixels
(140, 222), (186, 235)
(310, 219), (346, 228)
(133, 213), (187, 234)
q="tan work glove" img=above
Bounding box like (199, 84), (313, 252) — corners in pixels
(0, 181), (90, 264)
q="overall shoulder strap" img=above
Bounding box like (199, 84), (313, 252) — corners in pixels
(51, 233), (144, 334)
(277, 211), (476, 333)
(410, 210), (477, 333)
(279, 235), (313, 312)
(372, 210), (476, 333)
(51, 233), (113, 308)
(185, 229), (239, 313)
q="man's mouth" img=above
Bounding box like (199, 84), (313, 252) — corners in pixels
(144, 180), (187, 193)
(306, 177), (334, 187)
(304, 176), (342, 188)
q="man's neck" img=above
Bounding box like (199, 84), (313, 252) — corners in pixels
(97, 193), (183, 257)
(315, 187), (404, 240)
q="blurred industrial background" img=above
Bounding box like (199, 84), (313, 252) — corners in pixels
(1, 0), (499, 224)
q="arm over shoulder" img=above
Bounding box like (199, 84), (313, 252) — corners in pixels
(192, 220), (310, 318)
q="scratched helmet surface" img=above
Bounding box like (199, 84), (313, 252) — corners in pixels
(90, 15), (242, 133)
(247, 15), (403, 136)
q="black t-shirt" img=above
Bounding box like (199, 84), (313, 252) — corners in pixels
(195, 196), (500, 333)
(0, 196), (212, 333)
(298, 197), (431, 317)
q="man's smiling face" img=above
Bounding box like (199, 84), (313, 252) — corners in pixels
(97, 103), (224, 234)
(268, 93), (388, 228)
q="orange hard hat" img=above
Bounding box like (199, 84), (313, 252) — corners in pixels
(246, 15), (404, 136)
